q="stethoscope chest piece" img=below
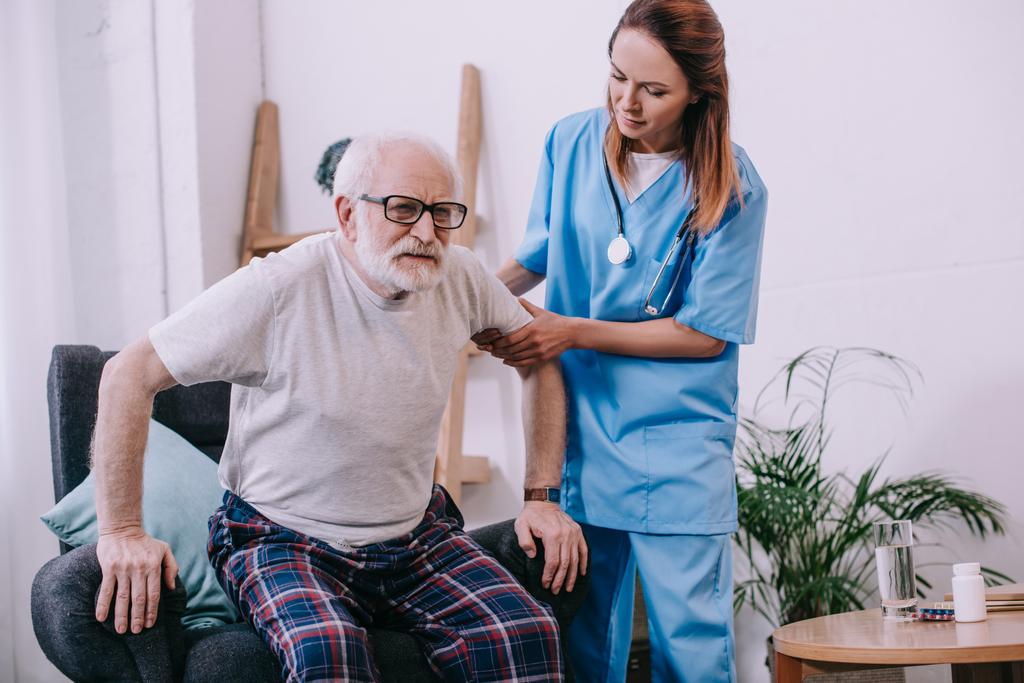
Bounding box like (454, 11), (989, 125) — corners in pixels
(607, 235), (632, 265)
(600, 126), (699, 313)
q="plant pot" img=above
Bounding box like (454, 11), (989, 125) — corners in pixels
(766, 636), (905, 683)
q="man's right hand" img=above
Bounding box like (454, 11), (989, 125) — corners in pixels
(95, 528), (179, 634)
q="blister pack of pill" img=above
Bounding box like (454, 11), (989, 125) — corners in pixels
(911, 602), (956, 621)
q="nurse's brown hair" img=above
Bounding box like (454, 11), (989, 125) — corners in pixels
(605, 0), (741, 234)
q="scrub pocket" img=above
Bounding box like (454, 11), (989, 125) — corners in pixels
(638, 253), (691, 320)
(643, 421), (738, 532)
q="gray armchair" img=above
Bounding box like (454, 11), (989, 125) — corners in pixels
(32, 345), (587, 682)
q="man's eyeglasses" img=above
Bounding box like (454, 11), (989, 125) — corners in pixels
(359, 194), (467, 230)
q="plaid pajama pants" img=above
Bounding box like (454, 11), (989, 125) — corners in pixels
(208, 485), (563, 682)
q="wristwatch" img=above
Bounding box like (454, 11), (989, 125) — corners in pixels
(524, 487), (561, 503)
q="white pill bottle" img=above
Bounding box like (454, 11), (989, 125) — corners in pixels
(951, 562), (987, 623)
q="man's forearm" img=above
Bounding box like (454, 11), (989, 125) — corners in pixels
(94, 360), (156, 534)
(518, 358), (566, 488)
(513, 357), (585, 595)
(93, 339), (176, 535)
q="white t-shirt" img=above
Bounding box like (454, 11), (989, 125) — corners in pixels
(149, 232), (532, 546)
(625, 150), (679, 203)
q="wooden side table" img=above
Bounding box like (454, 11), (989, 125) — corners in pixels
(772, 610), (1024, 682)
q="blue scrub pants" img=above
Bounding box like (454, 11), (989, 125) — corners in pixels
(569, 525), (735, 683)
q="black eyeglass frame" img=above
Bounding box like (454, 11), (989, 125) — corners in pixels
(358, 194), (468, 230)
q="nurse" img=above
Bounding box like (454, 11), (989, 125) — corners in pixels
(475, 0), (767, 680)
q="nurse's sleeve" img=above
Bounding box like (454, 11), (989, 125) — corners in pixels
(674, 187), (768, 345)
(513, 128), (556, 276)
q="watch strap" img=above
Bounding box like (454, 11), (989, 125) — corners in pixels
(524, 487), (561, 503)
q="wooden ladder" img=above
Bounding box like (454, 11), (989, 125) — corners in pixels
(240, 65), (490, 505)
(240, 101), (321, 265)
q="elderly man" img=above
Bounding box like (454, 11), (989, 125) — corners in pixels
(90, 133), (586, 681)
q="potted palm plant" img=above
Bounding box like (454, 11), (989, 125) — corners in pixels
(733, 347), (1011, 682)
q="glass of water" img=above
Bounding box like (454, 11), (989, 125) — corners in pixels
(874, 520), (917, 620)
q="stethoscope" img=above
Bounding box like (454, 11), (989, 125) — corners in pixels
(602, 150), (698, 316)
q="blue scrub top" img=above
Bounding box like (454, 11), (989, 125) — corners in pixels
(514, 108), (768, 535)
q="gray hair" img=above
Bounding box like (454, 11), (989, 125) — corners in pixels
(331, 132), (463, 202)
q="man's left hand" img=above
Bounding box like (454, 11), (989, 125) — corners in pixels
(514, 502), (588, 595)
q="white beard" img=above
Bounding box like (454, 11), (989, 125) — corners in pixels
(354, 219), (447, 296)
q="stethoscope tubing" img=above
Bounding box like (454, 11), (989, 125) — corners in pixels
(642, 227), (696, 316)
(602, 146), (697, 316)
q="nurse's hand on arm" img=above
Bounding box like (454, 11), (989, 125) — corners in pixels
(479, 300), (725, 367)
(93, 337), (181, 634)
(513, 355), (588, 595)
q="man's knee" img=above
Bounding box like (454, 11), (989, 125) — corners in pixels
(31, 545), (124, 679)
(33, 543), (102, 608)
(457, 596), (563, 680)
(502, 600), (562, 655)
(279, 621), (378, 683)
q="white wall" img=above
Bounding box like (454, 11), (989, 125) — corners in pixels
(193, 1), (266, 290)
(261, 2), (1024, 682)
(1, 0), (74, 677)
(156, 0), (265, 311)
(54, 0), (168, 349)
